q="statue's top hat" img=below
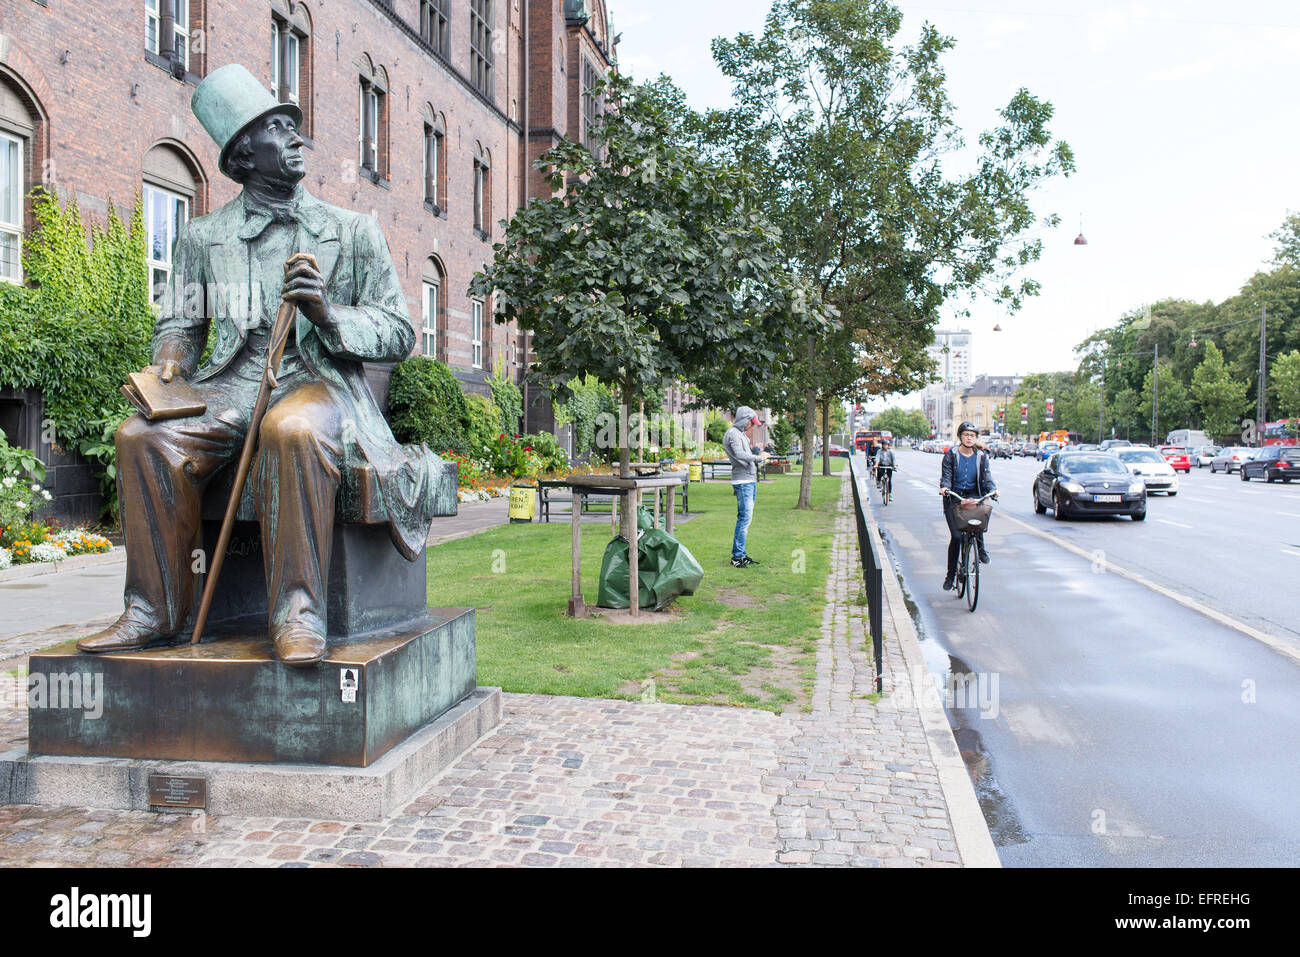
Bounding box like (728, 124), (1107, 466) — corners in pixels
(192, 64), (303, 178)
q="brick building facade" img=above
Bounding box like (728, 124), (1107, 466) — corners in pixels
(0, 0), (617, 434)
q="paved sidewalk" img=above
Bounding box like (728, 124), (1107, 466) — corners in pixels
(0, 474), (990, 867)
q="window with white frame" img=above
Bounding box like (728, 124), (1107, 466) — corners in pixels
(472, 148), (491, 236)
(424, 124), (441, 208)
(422, 280), (439, 358)
(0, 132), (22, 284)
(582, 57), (603, 150)
(144, 183), (188, 303)
(270, 21), (300, 106)
(146, 0), (191, 72)
(358, 80), (380, 173)
(471, 300), (484, 369)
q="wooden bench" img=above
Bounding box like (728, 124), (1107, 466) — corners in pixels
(701, 459), (732, 480)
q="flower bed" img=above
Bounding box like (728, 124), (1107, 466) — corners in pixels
(0, 466), (112, 568)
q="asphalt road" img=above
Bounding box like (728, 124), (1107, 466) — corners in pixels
(866, 448), (1300, 867)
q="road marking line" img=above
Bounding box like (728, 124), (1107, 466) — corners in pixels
(1156, 519), (1192, 529)
(998, 511), (1300, 666)
(1284, 549), (1300, 558)
(1282, 513), (1300, 519)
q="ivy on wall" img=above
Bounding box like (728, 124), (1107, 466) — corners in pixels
(0, 189), (154, 521)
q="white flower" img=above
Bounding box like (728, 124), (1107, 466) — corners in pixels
(2, 477), (15, 488)
(0, 547), (11, 571)
(30, 483), (40, 492)
(15, 501), (27, 510)
(41, 490), (52, 501)
(29, 542), (67, 563)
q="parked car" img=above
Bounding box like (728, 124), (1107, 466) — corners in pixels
(1100, 439), (1133, 452)
(1037, 441), (1061, 461)
(1240, 445), (1300, 482)
(1209, 447), (1256, 474)
(1157, 446), (1192, 472)
(1191, 445), (1221, 468)
(1115, 447), (1180, 495)
(828, 444), (848, 458)
(1021, 442), (1039, 458)
(990, 441), (1013, 459)
(1033, 451), (1147, 521)
(1078, 443), (1100, 451)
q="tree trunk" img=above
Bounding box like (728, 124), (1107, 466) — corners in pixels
(821, 398), (831, 476)
(619, 382), (634, 543)
(796, 393), (817, 510)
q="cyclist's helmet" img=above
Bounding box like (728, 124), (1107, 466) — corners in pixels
(958, 421), (978, 437)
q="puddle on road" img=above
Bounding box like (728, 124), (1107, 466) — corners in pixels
(879, 527), (1029, 849)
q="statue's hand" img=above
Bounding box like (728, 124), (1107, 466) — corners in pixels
(282, 256), (332, 328)
(144, 360), (184, 383)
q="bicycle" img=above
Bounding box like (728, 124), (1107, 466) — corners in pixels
(942, 489), (997, 612)
(876, 465), (895, 506)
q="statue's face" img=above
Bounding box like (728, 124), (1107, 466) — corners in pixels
(243, 111), (306, 184)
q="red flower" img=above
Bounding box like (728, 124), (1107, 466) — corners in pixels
(499, 433), (506, 439)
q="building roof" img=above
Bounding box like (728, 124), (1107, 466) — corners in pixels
(961, 375), (1022, 398)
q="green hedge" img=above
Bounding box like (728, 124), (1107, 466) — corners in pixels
(387, 356), (472, 455)
(465, 392), (503, 455)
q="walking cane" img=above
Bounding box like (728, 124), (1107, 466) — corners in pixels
(191, 252), (319, 645)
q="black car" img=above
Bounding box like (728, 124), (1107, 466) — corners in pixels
(1033, 451), (1147, 521)
(1240, 445), (1300, 482)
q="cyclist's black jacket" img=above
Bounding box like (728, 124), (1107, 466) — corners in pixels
(940, 447), (996, 498)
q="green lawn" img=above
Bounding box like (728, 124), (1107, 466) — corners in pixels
(425, 475), (843, 713)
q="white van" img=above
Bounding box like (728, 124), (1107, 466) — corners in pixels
(1165, 429), (1209, 448)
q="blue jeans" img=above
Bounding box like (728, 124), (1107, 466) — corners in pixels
(732, 482), (756, 559)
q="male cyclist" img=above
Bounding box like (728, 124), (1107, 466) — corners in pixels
(875, 439), (896, 496)
(939, 422), (997, 590)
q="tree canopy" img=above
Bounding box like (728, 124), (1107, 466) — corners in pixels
(694, 0), (1073, 503)
(470, 74), (833, 475)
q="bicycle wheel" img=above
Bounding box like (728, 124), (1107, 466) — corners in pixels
(883, 476), (891, 506)
(954, 538), (967, 598)
(966, 535), (980, 612)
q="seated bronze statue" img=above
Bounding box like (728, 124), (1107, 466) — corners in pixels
(78, 64), (445, 667)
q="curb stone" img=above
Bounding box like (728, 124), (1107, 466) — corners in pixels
(855, 470), (1001, 867)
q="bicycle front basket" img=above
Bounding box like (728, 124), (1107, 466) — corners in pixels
(956, 501), (992, 530)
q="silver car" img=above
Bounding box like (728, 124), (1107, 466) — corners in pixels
(1209, 447), (1255, 474)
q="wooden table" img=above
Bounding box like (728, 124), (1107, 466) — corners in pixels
(566, 471), (688, 619)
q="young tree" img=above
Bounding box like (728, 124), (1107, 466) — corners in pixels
(1268, 349), (1300, 421)
(471, 75), (832, 499)
(1191, 342), (1249, 440)
(1139, 365), (1190, 443)
(701, 0), (1073, 506)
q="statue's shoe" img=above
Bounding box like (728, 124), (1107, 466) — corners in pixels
(76, 617), (175, 654)
(273, 623), (328, 667)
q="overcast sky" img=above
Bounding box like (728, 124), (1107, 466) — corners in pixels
(609, 0), (1300, 408)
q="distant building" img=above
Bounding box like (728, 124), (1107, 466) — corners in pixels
(953, 375), (1022, 434)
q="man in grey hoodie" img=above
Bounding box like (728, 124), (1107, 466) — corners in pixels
(724, 406), (767, 567)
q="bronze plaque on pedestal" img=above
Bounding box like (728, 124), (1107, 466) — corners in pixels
(148, 774), (207, 809)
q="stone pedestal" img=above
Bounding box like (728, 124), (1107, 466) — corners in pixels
(1, 688), (501, 820)
(27, 609), (477, 768)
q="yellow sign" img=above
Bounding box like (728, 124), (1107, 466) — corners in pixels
(508, 486), (536, 521)
(688, 462), (702, 482)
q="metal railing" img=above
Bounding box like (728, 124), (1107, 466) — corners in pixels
(848, 456), (884, 692)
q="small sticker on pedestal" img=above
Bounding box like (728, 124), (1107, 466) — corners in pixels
(340, 668), (359, 703)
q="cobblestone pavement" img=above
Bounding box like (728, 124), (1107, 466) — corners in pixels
(0, 476), (971, 867)
(764, 482), (961, 866)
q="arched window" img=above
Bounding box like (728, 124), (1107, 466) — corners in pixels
(271, 2), (313, 136)
(420, 104), (447, 214)
(357, 57), (389, 181)
(143, 141), (205, 302)
(473, 143), (492, 239)
(0, 70), (46, 285)
(421, 256), (446, 360)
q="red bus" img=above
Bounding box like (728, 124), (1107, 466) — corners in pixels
(854, 429), (892, 452)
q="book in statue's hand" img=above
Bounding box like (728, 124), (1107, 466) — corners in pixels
(119, 370), (207, 421)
